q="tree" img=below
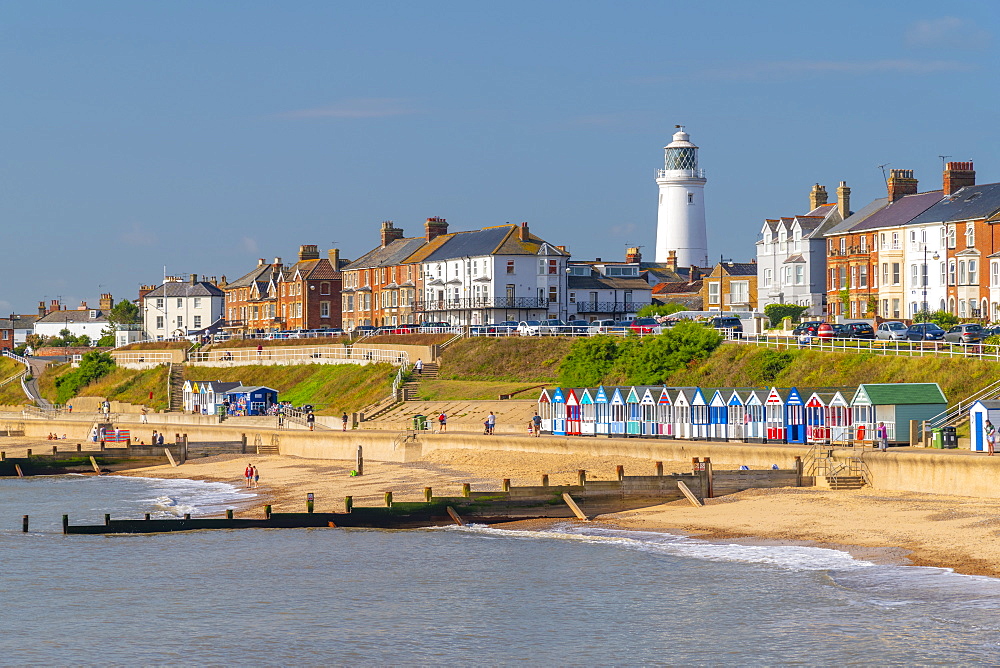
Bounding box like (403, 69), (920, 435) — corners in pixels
(637, 303), (687, 318)
(613, 322), (723, 385)
(53, 351), (115, 404)
(557, 335), (621, 388)
(106, 299), (141, 327)
(763, 304), (808, 328)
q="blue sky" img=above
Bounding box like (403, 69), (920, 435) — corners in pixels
(2, 0), (999, 313)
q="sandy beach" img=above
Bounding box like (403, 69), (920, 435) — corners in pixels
(6, 435), (999, 578)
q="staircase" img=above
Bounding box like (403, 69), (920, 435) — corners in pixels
(928, 377), (1000, 431)
(253, 433), (280, 455)
(803, 444), (870, 491)
(401, 362), (438, 401)
(823, 475), (866, 490)
(168, 363), (185, 412)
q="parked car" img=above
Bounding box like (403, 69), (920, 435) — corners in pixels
(710, 316), (743, 337)
(629, 317), (662, 334)
(587, 318), (617, 334)
(351, 325), (376, 335)
(566, 319), (590, 335)
(830, 324), (851, 338)
(494, 321), (519, 335)
(944, 323), (984, 344)
(517, 320), (541, 336)
(816, 322), (834, 339)
(538, 319), (569, 334)
(905, 323), (946, 341)
(875, 321), (907, 340)
(841, 322), (875, 339)
(792, 321), (823, 336)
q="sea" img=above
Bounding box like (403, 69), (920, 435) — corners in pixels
(2, 475), (999, 666)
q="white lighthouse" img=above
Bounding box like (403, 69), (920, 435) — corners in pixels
(655, 126), (708, 267)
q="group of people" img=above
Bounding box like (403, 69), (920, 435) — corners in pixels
(244, 463), (260, 488)
(45, 433), (67, 440)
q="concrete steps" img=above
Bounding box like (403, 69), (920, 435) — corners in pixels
(821, 475), (866, 490)
(168, 364), (185, 412)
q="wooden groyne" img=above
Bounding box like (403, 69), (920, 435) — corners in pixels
(62, 458), (805, 535)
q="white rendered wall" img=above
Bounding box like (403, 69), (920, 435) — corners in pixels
(655, 174), (707, 267)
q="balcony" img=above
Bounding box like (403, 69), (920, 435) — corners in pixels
(415, 297), (549, 311)
(575, 301), (651, 314)
(724, 294), (749, 306)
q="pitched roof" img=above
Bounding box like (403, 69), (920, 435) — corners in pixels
(224, 264), (281, 290)
(568, 275), (651, 291)
(824, 196), (890, 235)
(841, 191), (942, 233)
(908, 182), (1000, 225)
(715, 262), (757, 277)
(144, 282), (223, 298)
(284, 258), (340, 281)
(36, 310), (108, 324)
(652, 280), (702, 295)
(411, 225), (569, 263)
(857, 383), (946, 405)
(343, 237), (426, 271)
(0, 319), (12, 329)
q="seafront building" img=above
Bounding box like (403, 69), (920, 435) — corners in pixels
(33, 297), (113, 342)
(141, 275), (224, 340)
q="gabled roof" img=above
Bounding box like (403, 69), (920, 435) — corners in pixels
(568, 275), (651, 291)
(344, 237), (427, 271)
(0, 319), (12, 329)
(225, 264), (281, 290)
(409, 225), (569, 264)
(855, 383), (946, 405)
(652, 280), (702, 295)
(36, 310), (108, 324)
(972, 400), (1000, 410)
(839, 191), (942, 234)
(144, 282), (223, 298)
(283, 258), (340, 281)
(640, 263), (699, 284)
(908, 183), (1000, 225)
(824, 196), (890, 236)
(712, 262), (757, 277)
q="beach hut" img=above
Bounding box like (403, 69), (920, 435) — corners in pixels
(708, 390), (729, 441)
(672, 388), (694, 440)
(551, 387), (567, 436)
(625, 387), (643, 435)
(182, 380), (200, 413)
(783, 387), (807, 443)
(594, 386), (611, 436)
(224, 386), (279, 416)
(764, 387), (787, 442)
(726, 390), (746, 442)
(565, 389), (582, 436)
(851, 383), (948, 445)
(827, 391), (853, 444)
(690, 387), (710, 440)
(969, 400), (1000, 452)
(579, 389), (596, 436)
(743, 390), (767, 442)
(804, 391), (832, 444)
(537, 389), (553, 433)
(640, 387), (660, 436)
(656, 388), (674, 438)
(609, 387), (627, 435)
(199, 380), (243, 416)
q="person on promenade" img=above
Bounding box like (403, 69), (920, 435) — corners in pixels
(414, 358), (423, 375)
(244, 463), (253, 488)
(487, 411), (496, 435)
(986, 420), (996, 456)
(342, 412), (349, 431)
(157, 432), (164, 446)
(877, 422), (888, 451)
(256, 343), (263, 356)
(307, 411), (315, 431)
(532, 412), (541, 437)
(438, 412), (447, 432)
(140, 407), (148, 424)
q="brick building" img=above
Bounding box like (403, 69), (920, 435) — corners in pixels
(700, 261), (758, 312)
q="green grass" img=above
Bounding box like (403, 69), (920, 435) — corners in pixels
(437, 337), (575, 382)
(412, 380), (542, 401)
(0, 357), (27, 405)
(76, 366), (170, 410)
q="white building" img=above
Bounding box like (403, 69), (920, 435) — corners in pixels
(902, 222), (947, 317)
(412, 222), (570, 325)
(655, 126), (708, 268)
(34, 305), (109, 342)
(142, 275), (224, 340)
(566, 257), (653, 321)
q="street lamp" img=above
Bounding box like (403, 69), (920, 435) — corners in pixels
(922, 248), (940, 312)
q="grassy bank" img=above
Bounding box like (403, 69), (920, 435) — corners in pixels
(411, 379), (542, 401)
(437, 337), (574, 382)
(37, 364), (170, 410)
(0, 357), (27, 405)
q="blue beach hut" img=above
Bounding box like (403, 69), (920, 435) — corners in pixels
(784, 387), (807, 444)
(551, 387), (567, 436)
(708, 389), (729, 441)
(970, 400), (1000, 452)
(579, 389), (597, 436)
(609, 387), (627, 435)
(594, 386), (611, 436)
(224, 386), (278, 416)
(726, 390), (746, 442)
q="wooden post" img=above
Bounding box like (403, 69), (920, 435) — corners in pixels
(344, 496), (353, 513)
(677, 481), (703, 507)
(655, 461), (663, 477)
(356, 445), (364, 476)
(541, 474), (549, 486)
(704, 457), (714, 499)
(794, 456), (803, 487)
(164, 449), (177, 467)
(577, 469), (586, 486)
(446, 506), (466, 526)
(616, 465), (624, 481)
(461, 483), (470, 498)
(14, 464), (23, 478)
(52, 445), (58, 455)
(692, 456), (700, 472)
(104, 514), (111, 526)
(62, 515), (68, 534)
(502, 478), (510, 491)
(76, 444), (81, 452)
(226, 509), (234, 520)
(241, 433), (247, 454)
(184, 513), (191, 520)
(22, 515), (28, 533)
(0, 451), (4, 460)
(145, 513), (151, 521)
(181, 434), (188, 465)
(424, 487), (432, 502)
(89, 456), (101, 474)
(562, 492), (588, 521)
(26, 449), (31, 457)
(384, 491), (393, 507)
(265, 505), (272, 518)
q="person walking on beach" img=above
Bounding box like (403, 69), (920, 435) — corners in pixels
(414, 358), (423, 375)
(487, 411), (496, 435)
(244, 463), (253, 488)
(438, 412), (447, 432)
(532, 412), (541, 437)
(342, 412), (349, 431)
(252, 465), (259, 489)
(987, 420), (996, 456)
(877, 422), (888, 451)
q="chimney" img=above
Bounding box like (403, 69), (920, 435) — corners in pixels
(809, 183), (828, 210)
(518, 221), (529, 242)
(298, 244), (320, 261)
(186, 273), (196, 285)
(837, 181), (851, 219)
(666, 250), (678, 272)
(625, 247), (642, 264)
(99, 293), (113, 311)
(138, 285), (156, 302)
(79, 301), (88, 310)
(38, 301), (46, 317)
(273, 258), (282, 268)
(380, 221), (405, 248)
(887, 169), (918, 203)
(425, 217), (449, 242)
(944, 161), (975, 195)
(689, 265), (699, 283)
(49, 300), (59, 314)
(328, 248), (340, 268)
(258, 258), (265, 266)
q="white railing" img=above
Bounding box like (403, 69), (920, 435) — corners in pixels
(0, 370), (26, 389)
(189, 346), (409, 367)
(927, 376), (1000, 428)
(110, 351), (177, 365)
(391, 362), (410, 397)
(731, 334), (1000, 360)
(2, 349), (29, 366)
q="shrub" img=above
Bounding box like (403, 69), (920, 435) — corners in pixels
(557, 335), (621, 387)
(637, 303), (687, 317)
(53, 352), (115, 404)
(763, 304), (808, 328)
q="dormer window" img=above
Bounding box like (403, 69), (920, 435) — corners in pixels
(89, 310), (97, 319)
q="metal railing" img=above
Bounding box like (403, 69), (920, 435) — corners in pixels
(189, 346), (409, 366)
(574, 301), (649, 314)
(927, 376), (1000, 428)
(414, 297), (549, 311)
(731, 333), (1000, 359)
(0, 370), (27, 389)
(111, 351), (177, 365)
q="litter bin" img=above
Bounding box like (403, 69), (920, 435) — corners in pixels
(413, 414), (427, 431)
(942, 426), (958, 449)
(931, 427), (943, 449)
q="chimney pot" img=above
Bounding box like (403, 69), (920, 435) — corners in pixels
(380, 221), (405, 247)
(837, 181), (851, 219)
(518, 221), (529, 242)
(258, 258), (265, 266)
(887, 169), (919, 203)
(298, 244), (320, 261)
(273, 258), (281, 266)
(944, 161), (976, 195)
(809, 183), (829, 211)
(425, 217), (449, 242)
